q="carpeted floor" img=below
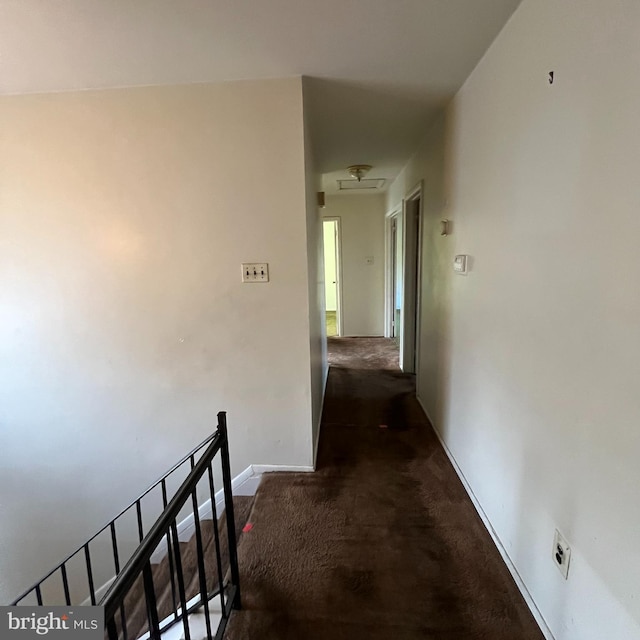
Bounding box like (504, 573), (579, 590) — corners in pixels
(325, 312), (337, 337)
(226, 337), (544, 639)
(327, 336), (399, 370)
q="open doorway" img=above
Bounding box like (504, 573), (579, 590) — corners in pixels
(323, 218), (342, 337)
(387, 213), (403, 345)
(402, 187), (422, 374)
(385, 183), (422, 374)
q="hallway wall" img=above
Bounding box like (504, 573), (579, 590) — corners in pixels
(322, 194), (385, 336)
(387, 1), (640, 638)
(0, 78), (315, 603)
(302, 78), (328, 462)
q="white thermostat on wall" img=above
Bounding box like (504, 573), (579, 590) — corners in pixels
(453, 255), (468, 275)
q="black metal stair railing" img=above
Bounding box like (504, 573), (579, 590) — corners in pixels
(10, 411), (241, 640)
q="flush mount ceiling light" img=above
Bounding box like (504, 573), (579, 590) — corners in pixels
(347, 164), (372, 182)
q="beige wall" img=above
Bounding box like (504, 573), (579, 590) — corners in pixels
(322, 194), (385, 336)
(0, 78), (315, 602)
(388, 1), (640, 638)
(302, 78), (328, 462)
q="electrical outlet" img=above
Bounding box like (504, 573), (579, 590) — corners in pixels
(241, 263), (269, 283)
(553, 529), (571, 579)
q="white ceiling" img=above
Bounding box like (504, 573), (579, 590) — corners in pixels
(0, 0), (522, 191)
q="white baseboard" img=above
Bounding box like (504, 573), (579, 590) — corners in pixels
(250, 464), (314, 475)
(415, 396), (555, 640)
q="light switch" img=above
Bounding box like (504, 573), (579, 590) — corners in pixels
(242, 263), (269, 283)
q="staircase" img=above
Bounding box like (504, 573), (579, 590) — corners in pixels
(10, 412), (243, 640)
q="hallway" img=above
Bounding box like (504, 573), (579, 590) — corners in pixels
(226, 338), (543, 639)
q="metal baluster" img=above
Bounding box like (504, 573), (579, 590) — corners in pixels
(207, 464), (226, 615)
(170, 521), (191, 640)
(35, 584), (43, 606)
(60, 564), (71, 605)
(142, 561), (161, 640)
(219, 412), (241, 610)
(119, 603), (129, 640)
(161, 479), (178, 619)
(191, 488), (213, 640)
(110, 522), (121, 574)
(136, 500), (144, 542)
(84, 544), (96, 605)
(109, 523), (128, 640)
(106, 617), (119, 640)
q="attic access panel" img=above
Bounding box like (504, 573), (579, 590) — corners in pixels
(337, 178), (386, 191)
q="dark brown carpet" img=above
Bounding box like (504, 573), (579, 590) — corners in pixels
(226, 338), (544, 640)
(327, 336), (399, 370)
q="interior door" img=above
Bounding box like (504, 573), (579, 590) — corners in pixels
(323, 219), (340, 336)
(392, 215), (403, 345)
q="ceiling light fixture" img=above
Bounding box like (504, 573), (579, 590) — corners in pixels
(347, 164), (372, 182)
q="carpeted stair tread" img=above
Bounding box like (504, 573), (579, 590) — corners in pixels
(117, 495), (253, 640)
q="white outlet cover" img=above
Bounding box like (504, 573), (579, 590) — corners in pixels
(553, 529), (571, 579)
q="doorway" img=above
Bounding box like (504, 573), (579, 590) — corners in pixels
(388, 214), (403, 345)
(385, 183), (422, 374)
(402, 189), (421, 373)
(323, 218), (342, 337)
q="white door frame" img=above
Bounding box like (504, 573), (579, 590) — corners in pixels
(401, 181), (423, 375)
(384, 207), (402, 339)
(322, 217), (344, 337)
(385, 183), (423, 373)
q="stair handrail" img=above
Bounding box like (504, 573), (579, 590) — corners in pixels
(102, 410), (241, 640)
(10, 412), (241, 637)
(10, 428), (217, 606)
